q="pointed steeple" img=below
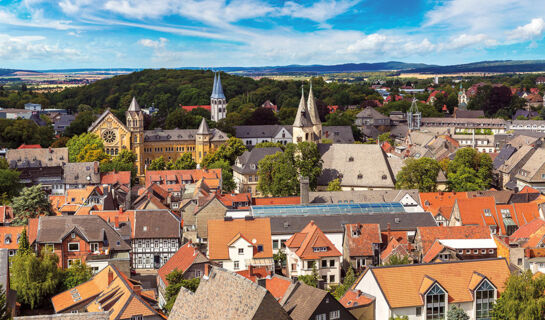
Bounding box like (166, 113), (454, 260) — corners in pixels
(211, 71), (226, 99)
(128, 97), (141, 112)
(306, 81), (321, 125)
(197, 118), (210, 135)
(293, 85), (311, 127)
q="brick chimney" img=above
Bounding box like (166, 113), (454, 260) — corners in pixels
(204, 263), (210, 276)
(107, 269), (114, 286)
(300, 176), (309, 205)
(114, 216), (119, 229)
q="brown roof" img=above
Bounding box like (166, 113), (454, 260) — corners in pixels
(7, 147), (68, 169)
(132, 210), (180, 239)
(285, 221), (341, 260)
(157, 242), (208, 286)
(345, 224), (382, 257)
(360, 258), (510, 308)
(279, 282), (330, 320)
(207, 218), (273, 260)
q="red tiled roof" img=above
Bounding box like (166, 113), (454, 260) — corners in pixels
(217, 193), (252, 208)
(380, 237), (409, 262)
(510, 219), (545, 240)
(236, 266), (270, 282)
(265, 276), (292, 300)
(422, 240), (446, 263)
(420, 192), (468, 216)
(345, 224), (382, 257)
(17, 144), (42, 149)
(157, 242), (208, 286)
(339, 290), (374, 309)
(252, 197), (300, 206)
(520, 186), (540, 194)
(100, 171), (131, 185)
(27, 218), (39, 244)
(180, 105), (211, 112)
(0, 226), (24, 250)
(417, 225), (491, 255)
(0, 206), (13, 224)
(285, 221), (341, 260)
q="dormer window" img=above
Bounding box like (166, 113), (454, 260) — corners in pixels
(348, 156), (354, 162)
(426, 284), (446, 319)
(357, 174), (363, 179)
(313, 247), (327, 252)
(476, 280), (495, 319)
(483, 209), (491, 217)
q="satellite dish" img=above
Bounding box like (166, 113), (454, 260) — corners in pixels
(252, 239), (257, 244)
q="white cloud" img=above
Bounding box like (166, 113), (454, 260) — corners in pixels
(508, 18), (545, 41)
(138, 37), (168, 48)
(443, 33), (496, 50)
(0, 34), (81, 61)
(280, 0), (359, 23)
(0, 9), (76, 30)
(59, 0), (95, 15)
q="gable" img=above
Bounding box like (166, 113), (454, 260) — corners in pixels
(89, 110), (130, 136)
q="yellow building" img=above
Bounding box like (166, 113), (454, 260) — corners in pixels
(88, 97), (228, 179)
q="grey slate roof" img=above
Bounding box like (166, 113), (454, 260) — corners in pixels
(360, 125), (380, 139)
(493, 145), (517, 170)
(322, 126), (354, 143)
(14, 313), (110, 320)
(293, 88), (312, 127)
(309, 189), (420, 205)
(128, 96), (141, 112)
(36, 215), (130, 250)
(235, 125), (292, 139)
(356, 106), (389, 120)
(498, 145), (535, 174)
(269, 212), (437, 235)
(133, 210), (180, 239)
(7, 147), (68, 169)
(169, 267), (290, 320)
(53, 114), (75, 132)
(306, 85), (321, 126)
(197, 118), (210, 135)
(453, 109), (485, 118)
(317, 144), (395, 188)
(0, 249), (8, 294)
(233, 147), (283, 175)
(516, 147), (545, 181)
(280, 283), (352, 320)
(390, 124), (409, 138)
(210, 72), (226, 99)
(143, 128), (227, 142)
(63, 162), (100, 185)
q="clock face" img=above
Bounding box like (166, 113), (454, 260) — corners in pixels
(102, 129), (117, 143)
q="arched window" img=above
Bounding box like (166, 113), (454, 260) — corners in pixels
(476, 280), (495, 319)
(426, 284), (446, 320)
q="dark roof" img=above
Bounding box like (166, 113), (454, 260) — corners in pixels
(53, 114), (75, 131)
(390, 124), (409, 138)
(513, 109), (539, 120)
(63, 162), (100, 185)
(493, 145), (517, 170)
(197, 118), (210, 135)
(269, 212), (437, 235)
(233, 147), (283, 175)
(133, 210), (180, 239)
(143, 128), (227, 142)
(360, 125), (381, 139)
(0, 249), (8, 292)
(356, 107), (389, 120)
(210, 72), (226, 99)
(235, 125), (292, 139)
(36, 215), (130, 251)
(454, 109), (485, 119)
(7, 147), (68, 169)
(322, 126), (354, 143)
(280, 283), (353, 320)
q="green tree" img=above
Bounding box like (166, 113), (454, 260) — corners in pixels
(327, 178), (342, 191)
(207, 159), (236, 192)
(378, 132), (393, 145)
(447, 305), (469, 320)
(492, 271), (545, 319)
(202, 137), (247, 167)
(273, 248), (287, 268)
(11, 185), (53, 225)
(447, 148), (492, 191)
(333, 267), (356, 299)
(10, 249), (62, 309)
(148, 156), (167, 170)
(254, 141), (285, 149)
(0, 169), (21, 200)
(383, 255), (409, 266)
(18, 228), (31, 255)
(298, 264), (319, 287)
(64, 111), (97, 137)
(61, 261), (93, 291)
(66, 133), (106, 163)
(164, 269), (200, 313)
(0, 284), (9, 320)
(167, 152), (196, 170)
(100, 150), (137, 183)
(294, 142), (323, 191)
(395, 158), (441, 192)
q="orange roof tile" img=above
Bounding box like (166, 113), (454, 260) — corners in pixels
(0, 226), (24, 250)
(207, 218), (273, 260)
(236, 267), (270, 282)
(100, 171), (131, 185)
(252, 196), (301, 206)
(454, 197), (501, 232)
(422, 240), (446, 263)
(285, 221), (341, 260)
(27, 218), (38, 244)
(157, 242), (208, 286)
(345, 224), (382, 257)
(520, 186), (540, 194)
(265, 276), (292, 300)
(420, 192), (468, 216)
(511, 219), (545, 240)
(363, 259), (510, 308)
(380, 237), (409, 262)
(418, 225), (491, 254)
(339, 290), (374, 309)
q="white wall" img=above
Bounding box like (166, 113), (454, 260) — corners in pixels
(354, 271), (390, 320)
(226, 237), (254, 272)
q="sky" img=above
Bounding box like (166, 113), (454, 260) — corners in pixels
(1, 0), (545, 69)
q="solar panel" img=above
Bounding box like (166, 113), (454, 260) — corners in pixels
(251, 202), (405, 216)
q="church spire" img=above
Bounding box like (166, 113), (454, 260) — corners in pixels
(293, 85), (311, 127)
(211, 71), (225, 99)
(306, 80), (321, 125)
(197, 117), (210, 135)
(128, 97), (141, 112)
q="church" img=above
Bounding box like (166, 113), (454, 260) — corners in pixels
(88, 72), (229, 179)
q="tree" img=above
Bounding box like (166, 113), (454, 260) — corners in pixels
(254, 141), (285, 149)
(18, 228), (31, 255)
(164, 269), (201, 313)
(395, 158), (441, 192)
(64, 111), (97, 137)
(492, 271), (545, 319)
(166, 152), (196, 170)
(148, 156), (167, 170)
(0, 169), (21, 200)
(273, 248), (286, 268)
(0, 285), (9, 320)
(202, 137), (247, 167)
(50, 136), (70, 148)
(383, 255), (409, 266)
(327, 178), (342, 191)
(66, 133), (107, 163)
(294, 142), (323, 191)
(244, 108), (279, 125)
(447, 148), (493, 191)
(10, 249), (62, 309)
(378, 132), (393, 145)
(298, 264), (319, 287)
(11, 185), (53, 225)
(100, 150), (137, 183)
(61, 261), (93, 291)
(333, 267), (356, 299)
(447, 305), (469, 320)
(207, 159), (236, 192)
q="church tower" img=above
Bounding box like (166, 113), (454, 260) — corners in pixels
(292, 86), (316, 143)
(307, 81), (322, 142)
(458, 83), (468, 109)
(211, 72), (227, 122)
(126, 97), (145, 175)
(407, 98), (421, 131)
(196, 118), (211, 164)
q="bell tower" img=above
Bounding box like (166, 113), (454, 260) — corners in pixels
(126, 97), (145, 175)
(196, 118), (211, 164)
(211, 72), (227, 122)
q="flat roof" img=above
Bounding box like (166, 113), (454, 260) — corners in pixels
(251, 202), (405, 217)
(439, 238), (496, 249)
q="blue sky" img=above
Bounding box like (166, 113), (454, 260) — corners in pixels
(1, 0), (545, 69)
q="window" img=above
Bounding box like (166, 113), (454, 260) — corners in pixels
(483, 209), (491, 216)
(322, 260), (327, 268)
(416, 307), (421, 316)
(329, 259), (335, 267)
(68, 243), (79, 251)
(330, 310), (340, 319)
(131, 316), (143, 320)
(90, 243), (99, 252)
(476, 280), (495, 320)
(71, 233), (76, 239)
(329, 275), (335, 283)
(313, 247), (327, 252)
(67, 259), (80, 267)
(238, 248), (244, 255)
(481, 249), (487, 254)
(257, 245), (263, 252)
(273, 240), (279, 250)
(315, 314), (326, 320)
(233, 261), (240, 270)
(466, 249), (471, 254)
(217, 261), (223, 268)
(307, 261), (315, 269)
(474, 250), (479, 254)
(489, 249), (494, 254)
(426, 284), (446, 320)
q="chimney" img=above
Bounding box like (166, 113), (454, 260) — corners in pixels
(118, 206), (123, 214)
(114, 216), (119, 229)
(249, 265), (254, 276)
(204, 263), (210, 276)
(257, 278), (267, 288)
(107, 269), (114, 286)
(133, 285), (142, 296)
(300, 176), (309, 205)
(387, 223), (391, 240)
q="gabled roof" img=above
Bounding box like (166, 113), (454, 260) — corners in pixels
(52, 264), (164, 320)
(157, 242), (208, 286)
(498, 145), (535, 174)
(233, 147), (283, 175)
(510, 218), (545, 241)
(88, 109), (130, 133)
(516, 147), (545, 181)
(280, 282), (350, 320)
(207, 218), (273, 260)
(132, 210), (180, 239)
(345, 224), (382, 257)
(0, 226), (24, 250)
(420, 192), (468, 216)
(422, 240), (446, 263)
(339, 289), (375, 309)
(0, 206), (14, 224)
(100, 171), (131, 186)
(417, 225), (491, 255)
(358, 259), (510, 308)
(285, 221), (341, 260)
